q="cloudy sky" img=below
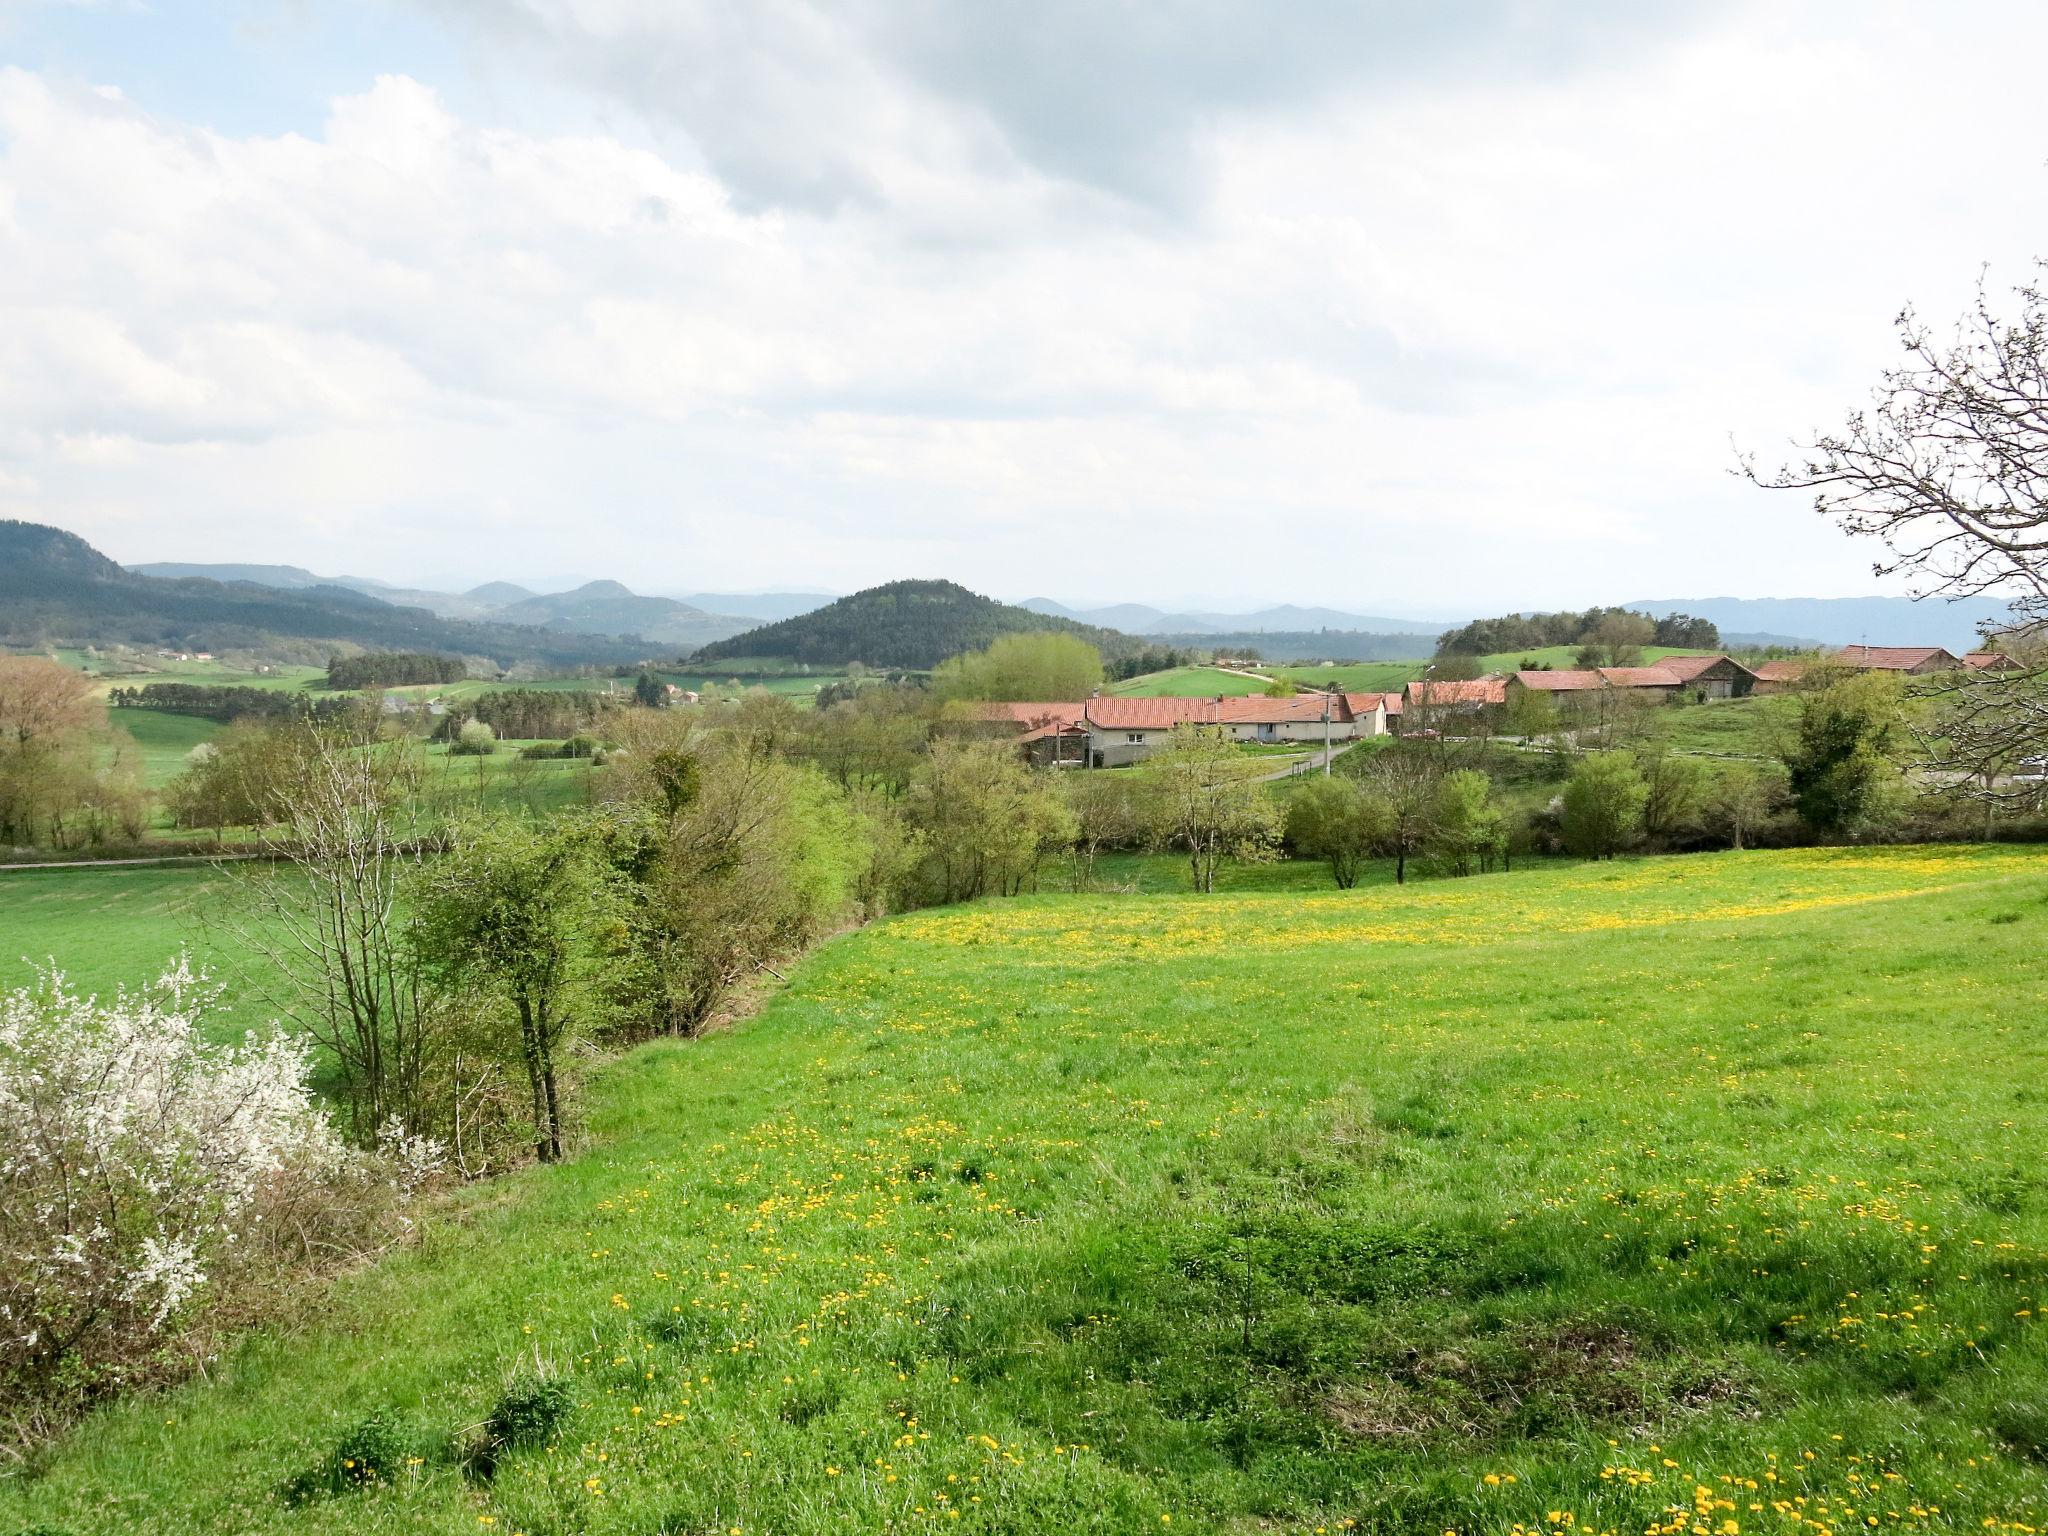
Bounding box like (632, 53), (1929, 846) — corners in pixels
(1, 0), (2044, 614)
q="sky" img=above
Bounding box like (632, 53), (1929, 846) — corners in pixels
(1, 0), (2045, 616)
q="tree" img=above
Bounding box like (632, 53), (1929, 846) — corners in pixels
(931, 632), (1105, 701)
(900, 739), (1075, 903)
(1428, 769), (1506, 876)
(410, 816), (616, 1163)
(633, 671), (669, 708)
(1635, 746), (1709, 842)
(450, 720), (498, 756)
(218, 726), (440, 1143)
(1560, 752), (1648, 858)
(0, 656), (119, 848)
(1708, 760), (1787, 850)
(1144, 726), (1281, 892)
(1748, 268), (2048, 802)
(1285, 774), (1389, 889)
(1780, 668), (1909, 836)
(1354, 746), (1442, 884)
(1064, 768), (1148, 887)
(1575, 611), (1656, 668)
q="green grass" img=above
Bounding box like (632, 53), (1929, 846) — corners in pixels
(1266, 661), (1423, 692)
(4, 844), (2048, 1532)
(1656, 695), (1798, 758)
(0, 864), (280, 1033)
(109, 710), (222, 786)
(1111, 666), (1274, 697)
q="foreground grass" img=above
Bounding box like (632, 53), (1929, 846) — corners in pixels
(4, 845), (2048, 1533)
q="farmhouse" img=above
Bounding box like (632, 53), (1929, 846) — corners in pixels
(1652, 653), (1758, 699)
(981, 692), (1387, 767)
(1834, 644), (1962, 673)
(1751, 660), (1807, 694)
(1404, 677), (1507, 712)
(1506, 666), (1684, 702)
(1965, 651), (2022, 672)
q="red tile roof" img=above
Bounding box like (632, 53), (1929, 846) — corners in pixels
(1511, 667), (1682, 692)
(1965, 651), (2021, 670)
(1406, 678), (1507, 706)
(976, 702), (1087, 728)
(1083, 694), (1352, 729)
(1654, 653), (1755, 683)
(1753, 660), (1806, 681)
(1342, 690), (1397, 718)
(1834, 645), (1961, 670)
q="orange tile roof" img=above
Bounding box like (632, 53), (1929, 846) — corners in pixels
(1084, 694), (1352, 729)
(977, 701), (1087, 728)
(1654, 653), (1755, 683)
(1834, 645), (1960, 670)
(1965, 651), (2021, 670)
(1511, 667), (1682, 692)
(1753, 660), (1807, 682)
(1406, 678), (1507, 706)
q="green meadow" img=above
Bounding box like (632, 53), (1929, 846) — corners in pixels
(3, 844), (2046, 1534)
(1111, 666), (1275, 697)
(109, 709), (221, 785)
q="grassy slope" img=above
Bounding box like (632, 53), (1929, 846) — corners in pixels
(4, 846), (2047, 1533)
(110, 710), (222, 785)
(1111, 667), (1274, 697)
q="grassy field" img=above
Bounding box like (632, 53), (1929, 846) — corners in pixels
(0, 863), (283, 1033)
(4, 844), (2047, 1533)
(109, 709), (222, 785)
(1111, 666), (1275, 697)
(1265, 661), (1423, 692)
(1656, 695), (1797, 758)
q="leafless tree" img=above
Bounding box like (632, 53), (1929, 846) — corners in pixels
(1745, 269), (2048, 802)
(217, 725), (439, 1142)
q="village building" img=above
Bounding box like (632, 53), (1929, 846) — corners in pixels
(1403, 677), (1507, 712)
(1834, 644), (1963, 673)
(1751, 660), (1807, 694)
(1965, 651), (2022, 672)
(1652, 653), (1758, 700)
(980, 692), (1387, 767)
(1505, 666), (1685, 703)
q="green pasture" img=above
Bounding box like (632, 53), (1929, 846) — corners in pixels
(109, 709), (222, 785)
(1111, 666), (1273, 697)
(5, 843), (2047, 1533)
(1266, 660), (1423, 692)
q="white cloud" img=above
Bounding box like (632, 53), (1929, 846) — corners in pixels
(0, 2), (2045, 611)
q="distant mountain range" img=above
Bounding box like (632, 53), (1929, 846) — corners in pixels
(1017, 598), (1451, 637)
(4, 524), (648, 666)
(1629, 596), (2018, 652)
(130, 562), (763, 648)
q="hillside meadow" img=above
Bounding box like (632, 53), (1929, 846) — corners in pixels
(1, 844), (2045, 1534)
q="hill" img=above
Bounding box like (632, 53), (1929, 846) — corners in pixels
(493, 580), (752, 648)
(0, 521), (649, 667)
(5, 845), (2047, 1532)
(692, 578), (1141, 667)
(1147, 628), (1439, 661)
(668, 591), (837, 623)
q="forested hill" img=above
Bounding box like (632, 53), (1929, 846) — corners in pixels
(0, 521), (647, 666)
(692, 578), (1140, 668)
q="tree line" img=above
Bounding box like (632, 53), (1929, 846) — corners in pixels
(1435, 606), (1720, 661)
(326, 651), (469, 689)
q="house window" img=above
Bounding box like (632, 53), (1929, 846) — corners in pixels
(1126, 733), (1144, 744)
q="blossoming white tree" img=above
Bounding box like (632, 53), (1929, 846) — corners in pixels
(0, 960), (365, 1420)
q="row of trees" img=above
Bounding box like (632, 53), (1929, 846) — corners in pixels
(1435, 606), (1720, 663)
(326, 652), (469, 690)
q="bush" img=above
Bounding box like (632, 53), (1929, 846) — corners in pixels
(1560, 752), (1648, 858)
(284, 1409), (418, 1503)
(449, 720), (498, 756)
(0, 963), (385, 1429)
(486, 1375), (573, 1450)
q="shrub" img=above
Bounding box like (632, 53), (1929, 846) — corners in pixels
(285, 1409), (417, 1503)
(0, 963), (378, 1427)
(486, 1375), (573, 1450)
(449, 720), (498, 757)
(1560, 752), (1648, 858)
